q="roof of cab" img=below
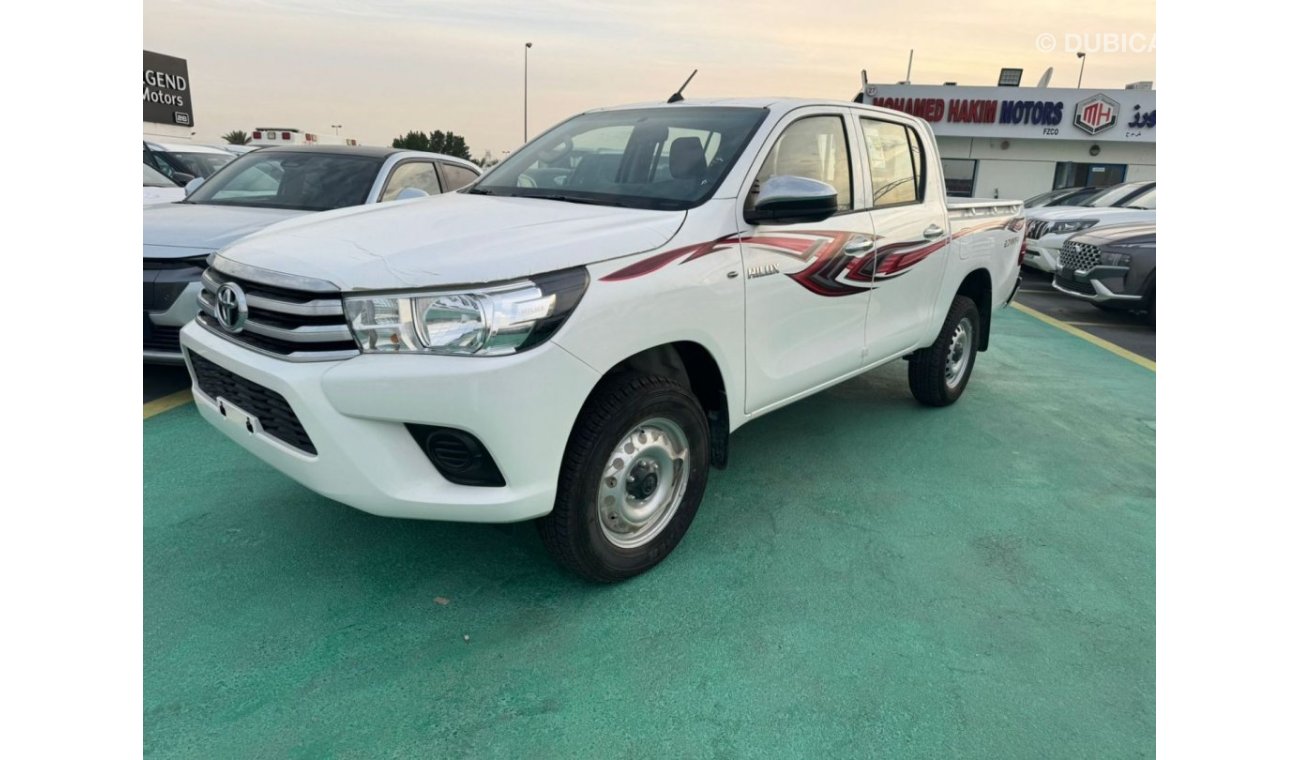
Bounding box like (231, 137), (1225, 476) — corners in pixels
(586, 97), (902, 119)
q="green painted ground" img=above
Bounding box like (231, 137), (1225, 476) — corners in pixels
(144, 309), (1155, 759)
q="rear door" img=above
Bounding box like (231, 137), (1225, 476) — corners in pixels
(735, 108), (875, 413)
(858, 116), (951, 358)
(378, 160), (442, 201)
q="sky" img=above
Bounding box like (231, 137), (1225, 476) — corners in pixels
(144, 0), (1156, 158)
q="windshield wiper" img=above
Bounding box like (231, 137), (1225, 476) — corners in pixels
(465, 187), (498, 196)
(528, 193), (611, 206)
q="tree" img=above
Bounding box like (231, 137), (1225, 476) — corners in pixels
(221, 130), (250, 145)
(391, 130), (473, 161)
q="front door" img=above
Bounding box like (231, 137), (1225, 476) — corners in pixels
(736, 109), (875, 414)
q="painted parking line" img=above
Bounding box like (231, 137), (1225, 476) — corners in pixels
(143, 389), (193, 420)
(1010, 302), (1155, 372)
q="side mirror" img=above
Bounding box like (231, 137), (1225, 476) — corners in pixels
(393, 187), (430, 201)
(184, 176), (205, 195)
(172, 171), (196, 185)
(744, 176), (839, 225)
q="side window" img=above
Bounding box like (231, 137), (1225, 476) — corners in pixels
(860, 119), (925, 207)
(748, 115), (853, 213)
(382, 162), (442, 201)
(439, 163), (479, 191)
(145, 151), (171, 178)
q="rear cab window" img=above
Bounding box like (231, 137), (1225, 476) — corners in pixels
(860, 118), (926, 207)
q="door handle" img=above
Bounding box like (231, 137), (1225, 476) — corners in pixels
(923, 224), (946, 239)
(843, 239), (874, 256)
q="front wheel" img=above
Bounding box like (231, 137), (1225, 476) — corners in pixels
(537, 373), (710, 582)
(908, 295), (980, 407)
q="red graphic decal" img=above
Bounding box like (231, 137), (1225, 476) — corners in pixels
(599, 215), (1022, 291)
(600, 236), (736, 282)
(873, 238), (949, 278)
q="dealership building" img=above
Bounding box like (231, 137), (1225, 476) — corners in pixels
(144, 50), (196, 143)
(865, 82), (1155, 201)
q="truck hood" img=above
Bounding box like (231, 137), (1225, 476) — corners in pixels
(215, 193), (687, 291)
(143, 203), (307, 256)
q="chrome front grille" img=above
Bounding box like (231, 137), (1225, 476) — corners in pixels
(1026, 219), (1051, 239)
(1058, 241), (1102, 273)
(196, 264), (359, 362)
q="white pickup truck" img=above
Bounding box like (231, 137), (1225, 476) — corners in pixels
(180, 98), (1025, 581)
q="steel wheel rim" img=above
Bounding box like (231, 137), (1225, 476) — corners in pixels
(597, 417), (690, 549)
(944, 317), (974, 389)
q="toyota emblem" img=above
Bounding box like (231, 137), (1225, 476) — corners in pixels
(215, 282), (248, 333)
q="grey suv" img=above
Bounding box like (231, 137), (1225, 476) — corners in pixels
(1052, 223), (1156, 325)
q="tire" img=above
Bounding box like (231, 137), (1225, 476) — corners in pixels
(1144, 288), (1156, 327)
(537, 373), (710, 582)
(908, 295), (980, 407)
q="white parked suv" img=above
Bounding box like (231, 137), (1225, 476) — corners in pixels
(1022, 181), (1155, 272)
(180, 98), (1025, 581)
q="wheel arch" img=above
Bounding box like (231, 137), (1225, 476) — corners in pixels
(589, 341), (731, 468)
(956, 268), (993, 351)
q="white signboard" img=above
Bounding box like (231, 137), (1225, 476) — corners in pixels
(865, 84), (1155, 143)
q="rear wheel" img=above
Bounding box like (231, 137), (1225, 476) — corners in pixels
(908, 295), (980, 407)
(537, 373), (710, 582)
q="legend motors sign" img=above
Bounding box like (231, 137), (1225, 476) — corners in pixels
(143, 51), (194, 127)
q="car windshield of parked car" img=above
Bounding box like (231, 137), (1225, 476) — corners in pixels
(165, 151), (235, 178)
(1082, 183), (1149, 208)
(1053, 188), (1102, 206)
(469, 107), (768, 210)
(1024, 190), (1061, 207)
(185, 152), (383, 211)
(1123, 188), (1156, 209)
(144, 164), (178, 188)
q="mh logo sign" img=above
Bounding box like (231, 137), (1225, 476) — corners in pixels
(1073, 94), (1120, 135)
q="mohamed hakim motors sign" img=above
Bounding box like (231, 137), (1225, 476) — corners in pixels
(143, 51), (194, 127)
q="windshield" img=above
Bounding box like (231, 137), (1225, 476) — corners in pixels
(144, 164), (178, 188)
(1083, 183), (1151, 208)
(1124, 188), (1156, 209)
(186, 152), (383, 211)
(162, 151), (234, 178)
(1025, 189), (1065, 207)
(470, 107), (768, 210)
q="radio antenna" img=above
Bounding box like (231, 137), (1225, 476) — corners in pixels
(851, 69), (869, 103)
(667, 69), (698, 103)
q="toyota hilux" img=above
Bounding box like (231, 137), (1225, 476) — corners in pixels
(180, 98), (1025, 581)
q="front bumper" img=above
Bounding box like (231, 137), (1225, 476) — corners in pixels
(1022, 238), (1064, 272)
(1051, 265), (1143, 303)
(179, 322), (600, 522)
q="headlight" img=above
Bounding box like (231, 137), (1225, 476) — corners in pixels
(343, 268), (588, 355)
(1099, 251), (1132, 267)
(1048, 219), (1099, 234)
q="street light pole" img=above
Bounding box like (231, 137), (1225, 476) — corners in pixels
(1076, 52), (1087, 88)
(524, 42), (533, 143)
(331, 124), (343, 135)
